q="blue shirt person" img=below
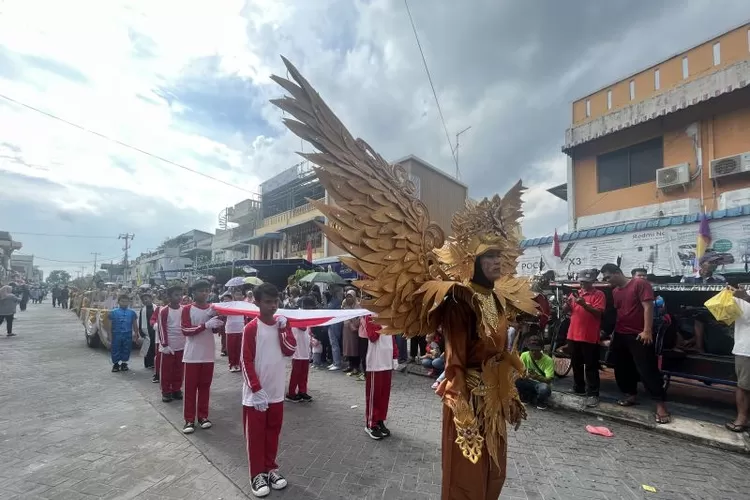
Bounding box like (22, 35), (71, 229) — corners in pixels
(109, 294), (138, 372)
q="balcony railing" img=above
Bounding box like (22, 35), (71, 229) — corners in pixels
(262, 202), (318, 227)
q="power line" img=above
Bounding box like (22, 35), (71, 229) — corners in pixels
(0, 92), (256, 194)
(6, 230), (119, 239)
(403, 0), (459, 178)
(34, 253), (124, 264)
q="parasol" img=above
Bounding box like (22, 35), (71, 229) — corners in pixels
(298, 271), (347, 285)
(224, 277), (246, 287)
(243, 276), (264, 286)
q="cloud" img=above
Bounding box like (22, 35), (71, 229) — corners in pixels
(1, 0), (749, 272)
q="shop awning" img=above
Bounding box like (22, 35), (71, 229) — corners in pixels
(244, 232), (283, 244)
(278, 216), (325, 232)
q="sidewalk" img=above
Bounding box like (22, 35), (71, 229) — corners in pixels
(405, 360), (750, 454)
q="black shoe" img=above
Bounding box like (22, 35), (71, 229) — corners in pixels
(182, 421), (195, 434)
(220, 350), (227, 357)
(251, 474), (270, 497)
(298, 393), (313, 402)
(377, 421), (391, 437)
(365, 426), (384, 440)
(268, 469), (287, 490)
(152, 374), (159, 383)
(120, 363), (129, 372)
(198, 418), (213, 429)
(162, 393), (173, 403)
(111, 364), (120, 373)
(285, 394), (302, 403)
(573, 387), (586, 395)
(6, 333), (16, 337)
(171, 391), (183, 400)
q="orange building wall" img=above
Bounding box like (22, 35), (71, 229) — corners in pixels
(572, 24), (750, 124)
(574, 105), (750, 218)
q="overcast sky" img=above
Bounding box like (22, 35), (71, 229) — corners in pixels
(1, 0), (749, 275)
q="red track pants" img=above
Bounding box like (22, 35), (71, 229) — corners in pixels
(159, 350), (183, 394)
(183, 362), (214, 422)
(287, 359), (310, 396)
(243, 403), (283, 478)
(365, 370), (392, 428)
(226, 333), (242, 368)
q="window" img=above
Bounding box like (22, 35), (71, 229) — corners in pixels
(585, 99), (591, 117)
(713, 42), (721, 65)
(607, 90), (612, 110)
(629, 80), (635, 100)
(596, 137), (664, 193)
(682, 56), (689, 79)
(654, 69), (660, 90)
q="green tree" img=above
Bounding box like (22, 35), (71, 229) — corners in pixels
(46, 270), (71, 286)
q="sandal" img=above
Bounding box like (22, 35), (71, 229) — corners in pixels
(616, 399), (638, 407)
(654, 413), (672, 424)
(725, 422), (748, 433)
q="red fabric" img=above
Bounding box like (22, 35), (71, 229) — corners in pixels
(183, 362), (214, 422)
(181, 303), (209, 336)
(392, 336), (398, 360)
(243, 403), (283, 478)
(306, 240), (313, 262)
(365, 370), (392, 428)
(613, 279), (655, 334)
(227, 334), (241, 368)
(553, 229), (561, 258)
(159, 350), (183, 394)
(567, 289), (606, 344)
(534, 294), (551, 329)
(365, 316), (382, 342)
(278, 323), (297, 357)
(288, 359), (310, 396)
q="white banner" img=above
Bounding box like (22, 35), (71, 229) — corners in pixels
(518, 216), (750, 278)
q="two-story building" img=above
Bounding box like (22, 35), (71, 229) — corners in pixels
(0, 231), (22, 282)
(520, 22), (750, 278)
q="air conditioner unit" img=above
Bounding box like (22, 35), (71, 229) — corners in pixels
(710, 153), (750, 179)
(656, 163), (690, 189)
(273, 252), (281, 259)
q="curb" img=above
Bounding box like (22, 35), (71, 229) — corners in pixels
(550, 390), (750, 454)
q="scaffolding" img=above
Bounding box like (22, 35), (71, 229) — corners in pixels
(261, 165), (324, 219)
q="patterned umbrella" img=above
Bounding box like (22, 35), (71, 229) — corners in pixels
(224, 277), (246, 287)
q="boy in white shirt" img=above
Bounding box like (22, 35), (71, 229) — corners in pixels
(364, 315), (397, 440)
(224, 288), (246, 372)
(728, 286), (750, 433)
(181, 280), (224, 434)
(241, 283), (296, 498)
(286, 296), (316, 403)
(155, 286), (186, 402)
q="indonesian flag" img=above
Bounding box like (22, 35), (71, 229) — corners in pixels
(212, 301), (373, 329)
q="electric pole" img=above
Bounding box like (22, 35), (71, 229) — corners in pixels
(91, 252), (100, 277)
(119, 233), (135, 284)
(455, 126), (472, 180)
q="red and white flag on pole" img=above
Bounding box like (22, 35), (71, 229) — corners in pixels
(212, 301), (373, 329)
(306, 240), (313, 262)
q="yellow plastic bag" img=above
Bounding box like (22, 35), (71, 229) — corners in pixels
(704, 289), (742, 325)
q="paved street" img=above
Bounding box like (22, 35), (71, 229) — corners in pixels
(2, 303), (750, 500)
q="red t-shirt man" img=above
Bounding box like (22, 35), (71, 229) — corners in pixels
(612, 278), (655, 334)
(567, 288), (606, 344)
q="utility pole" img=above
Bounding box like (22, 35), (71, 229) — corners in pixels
(91, 252), (100, 277)
(455, 126), (472, 180)
(119, 233), (135, 284)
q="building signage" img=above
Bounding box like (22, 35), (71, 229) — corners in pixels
(517, 216), (750, 278)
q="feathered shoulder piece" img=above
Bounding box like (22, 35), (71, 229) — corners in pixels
(271, 57), (537, 336)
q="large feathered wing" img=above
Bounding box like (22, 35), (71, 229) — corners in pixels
(270, 56), (450, 335)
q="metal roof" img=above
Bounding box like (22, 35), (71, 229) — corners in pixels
(520, 204), (750, 249)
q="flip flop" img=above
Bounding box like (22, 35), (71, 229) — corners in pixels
(616, 399), (638, 407)
(654, 413), (672, 424)
(725, 422), (748, 433)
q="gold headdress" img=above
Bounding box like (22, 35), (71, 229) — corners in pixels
(270, 57), (537, 337)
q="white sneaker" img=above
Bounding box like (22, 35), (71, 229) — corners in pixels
(268, 469), (288, 490)
(328, 365), (341, 371)
(251, 474), (270, 498)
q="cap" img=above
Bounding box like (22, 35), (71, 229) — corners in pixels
(699, 252), (720, 265)
(578, 269), (597, 283)
(525, 336), (543, 351)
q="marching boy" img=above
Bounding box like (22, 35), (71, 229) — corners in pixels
(224, 288), (246, 372)
(109, 294), (138, 373)
(241, 283), (296, 498)
(285, 296), (316, 402)
(156, 286), (185, 402)
(364, 315), (397, 440)
(181, 280), (224, 434)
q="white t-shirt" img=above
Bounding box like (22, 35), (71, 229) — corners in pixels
(733, 298), (750, 357)
(182, 304), (215, 363)
(166, 307), (185, 352)
(225, 315), (245, 334)
(292, 327), (311, 360)
(366, 334), (394, 372)
(242, 319), (287, 406)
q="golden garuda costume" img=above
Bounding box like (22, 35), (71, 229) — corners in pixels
(271, 57), (539, 500)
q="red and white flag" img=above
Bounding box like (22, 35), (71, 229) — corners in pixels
(212, 301), (373, 329)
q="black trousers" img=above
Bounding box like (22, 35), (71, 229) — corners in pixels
(409, 336), (426, 358)
(569, 340), (600, 396)
(612, 332), (665, 401)
(0, 315), (14, 334)
(52, 297), (58, 307)
(358, 337), (369, 372)
(144, 329), (156, 368)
